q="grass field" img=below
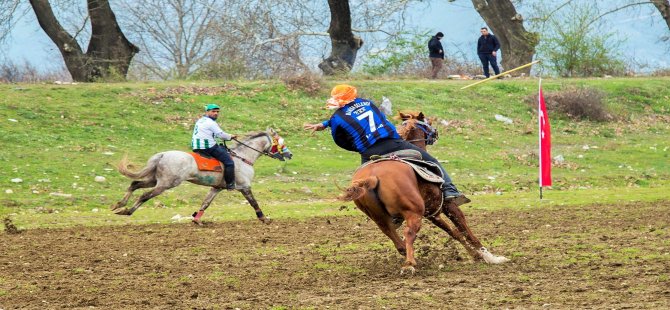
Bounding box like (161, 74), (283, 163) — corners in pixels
(1, 78), (669, 308)
(1, 78), (668, 227)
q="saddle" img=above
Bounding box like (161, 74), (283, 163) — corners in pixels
(189, 152), (224, 172)
(361, 150), (444, 184)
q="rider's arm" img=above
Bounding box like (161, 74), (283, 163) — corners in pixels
(321, 120), (330, 128)
(208, 120), (233, 140)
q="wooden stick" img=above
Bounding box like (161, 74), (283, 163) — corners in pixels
(460, 59), (542, 90)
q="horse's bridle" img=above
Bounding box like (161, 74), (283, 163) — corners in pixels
(230, 134), (287, 165)
(402, 120), (438, 145)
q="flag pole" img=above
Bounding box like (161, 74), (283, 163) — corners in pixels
(538, 77), (543, 200)
(460, 60), (541, 90)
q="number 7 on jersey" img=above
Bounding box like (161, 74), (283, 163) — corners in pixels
(356, 110), (377, 132)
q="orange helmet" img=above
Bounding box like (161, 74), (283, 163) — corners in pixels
(326, 84), (357, 109)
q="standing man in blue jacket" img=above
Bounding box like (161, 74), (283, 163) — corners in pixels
(428, 32), (445, 79)
(477, 27), (501, 78)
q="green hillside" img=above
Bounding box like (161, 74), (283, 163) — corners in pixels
(1, 78), (669, 228)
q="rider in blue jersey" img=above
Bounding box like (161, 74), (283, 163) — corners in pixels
(304, 84), (469, 206)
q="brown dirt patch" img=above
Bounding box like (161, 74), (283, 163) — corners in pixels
(1, 201), (669, 309)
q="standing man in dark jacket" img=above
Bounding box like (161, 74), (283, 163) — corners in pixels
(477, 27), (501, 78)
(428, 32), (445, 79)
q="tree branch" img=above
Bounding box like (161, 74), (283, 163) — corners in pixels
(586, 1), (656, 28)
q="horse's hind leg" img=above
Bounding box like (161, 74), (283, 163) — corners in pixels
(443, 202), (509, 264)
(239, 188), (271, 224)
(112, 180), (157, 211)
(192, 187), (223, 225)
(114, 185), (171, 216)
(429, 215), (481, 259)
(400, 212), (422, 275)
(354, 201), (406, 256)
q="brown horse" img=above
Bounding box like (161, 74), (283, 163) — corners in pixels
(341, 112), (508, 274)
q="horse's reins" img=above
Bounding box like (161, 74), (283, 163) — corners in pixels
(228, 136), (279, 165)
(402, 120), (438, 144)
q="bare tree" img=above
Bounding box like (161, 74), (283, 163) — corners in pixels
(0, 1), (23, 44)
(471, 0), (539, 76)
(196, 0), (414, 79)
(119, 0), (219, 80)
(232, 1), (321, 77)
(22, 0), (138, 81)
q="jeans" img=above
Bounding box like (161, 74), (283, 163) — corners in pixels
(360, 138), (460, 196)
(196, 144), (234, 169)
(478, 53), (500, 77)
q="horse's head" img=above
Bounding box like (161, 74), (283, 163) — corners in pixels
(396, 111), (438, 149)
(267, 128), (293, 161)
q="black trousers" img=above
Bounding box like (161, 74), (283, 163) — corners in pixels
(478, 53), (500, 77)
(195, 144), (234, 168)
(360, 139), (460, 196)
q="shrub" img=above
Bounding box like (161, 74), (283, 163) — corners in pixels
(535, 2), (626, 77)
(0, 59), (70, 83)
(281, 72), (325, 97)
(651, 68), (670, 77)
(529, 86), (612, 121)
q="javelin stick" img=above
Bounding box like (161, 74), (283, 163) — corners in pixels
(460, 59), (541, 90)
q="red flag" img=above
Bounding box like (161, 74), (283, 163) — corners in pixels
(538, 79), (552, 187)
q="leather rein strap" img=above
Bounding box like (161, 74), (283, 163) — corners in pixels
(402, 120), (437, 144)
(228, 135), (278, 166)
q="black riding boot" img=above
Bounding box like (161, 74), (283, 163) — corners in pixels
(223, 166), (236, 190)
(441, 185), (470, 207)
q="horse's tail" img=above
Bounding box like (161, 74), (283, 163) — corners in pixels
(338, 176), (379, 201)
(117, 153), (163, 180)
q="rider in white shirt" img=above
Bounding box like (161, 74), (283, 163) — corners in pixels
(192, 103), (237, 190)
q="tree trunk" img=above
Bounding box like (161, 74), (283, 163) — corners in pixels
(28, 0), (139, 81)
(651, 0), (670, 30)
(319, 0), (363, 75)
(86, 0), (139, 79)
(471, 0), (538, 76)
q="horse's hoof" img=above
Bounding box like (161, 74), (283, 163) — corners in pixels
(259, 217), (273, 225)
(479, 247), (510, 264)
(400, 266), (416, 276)
(192, 219), (203, 226)
(113, 208), (132, 216)
(110, 203), (122, 211)
(484, 255), (510, 264)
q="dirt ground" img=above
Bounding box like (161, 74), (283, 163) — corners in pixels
(1, 201), (669, 309)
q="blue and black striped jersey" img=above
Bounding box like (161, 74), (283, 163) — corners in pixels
(322, 98), (399, 153)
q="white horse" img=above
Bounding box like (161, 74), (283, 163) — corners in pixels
(112, 128), (292, 224)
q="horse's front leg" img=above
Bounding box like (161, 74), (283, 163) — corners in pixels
(239, 188), (272, 224)
(443, 201), (509, 264)
(192, 187), (223, 225)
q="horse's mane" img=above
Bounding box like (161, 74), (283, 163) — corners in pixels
(230, 131), (270, 151)
(241, 131), (269, 142)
